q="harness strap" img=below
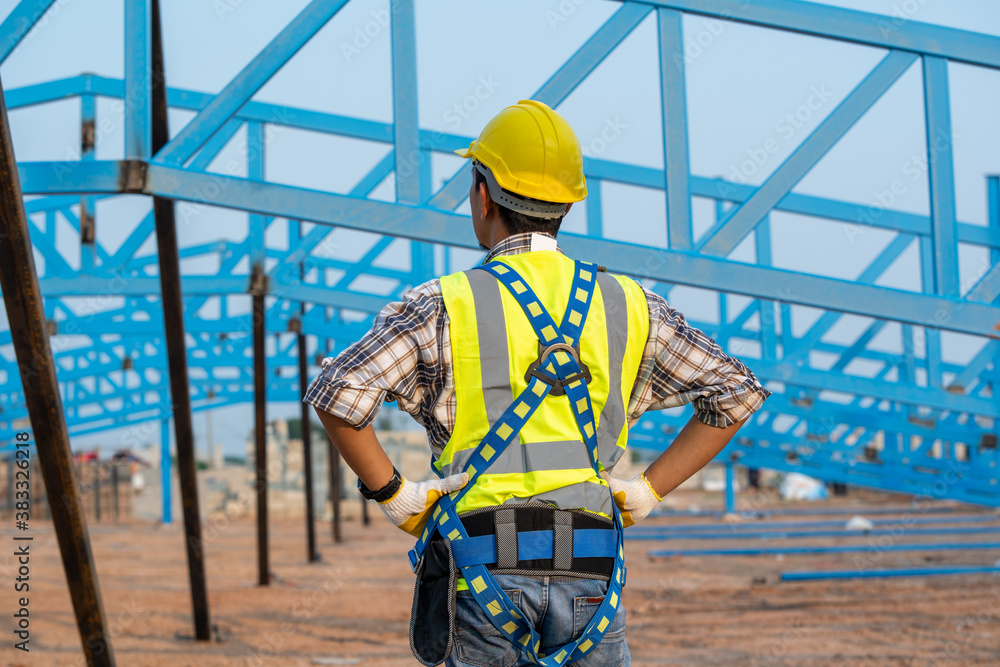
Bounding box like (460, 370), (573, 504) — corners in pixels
(410, 260), (626, 666)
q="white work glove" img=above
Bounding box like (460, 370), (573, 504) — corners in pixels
(377, 473), (469, 537)
(600, 471), (662, 528)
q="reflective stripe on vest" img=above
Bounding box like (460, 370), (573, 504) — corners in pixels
(437, 251), (648, 518)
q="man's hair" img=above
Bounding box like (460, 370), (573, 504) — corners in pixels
(473, 167), (565, 237)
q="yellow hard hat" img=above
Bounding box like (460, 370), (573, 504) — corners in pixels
(455, 100), (587, 209)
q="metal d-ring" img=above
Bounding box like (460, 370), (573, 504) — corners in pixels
(523, 342), (592, 397)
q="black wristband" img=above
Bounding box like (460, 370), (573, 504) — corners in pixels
(358, 466), (402, 502)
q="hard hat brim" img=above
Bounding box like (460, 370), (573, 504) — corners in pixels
(454, 145), (474, 159)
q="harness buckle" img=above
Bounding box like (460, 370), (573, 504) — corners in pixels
(523, 342), (592, 397)
(408, 548), (423, 574)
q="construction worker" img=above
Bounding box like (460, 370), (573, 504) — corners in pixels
(307, 99), (769, 666)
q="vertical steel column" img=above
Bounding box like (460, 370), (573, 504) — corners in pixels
(714, 200), (729, 349)
(328, 432), (342, 543)
(6, 461), (13, 513)
(724, 461), (736, 515)
(918, 238), (944, 387)
(149, 0), (211, 640)
(298, 321), (319, 562)
(160, 418), (172, 523)
(93, 458), (101, 523)
(253, 290), (269, 583)
(111, 463), (120, 523)
(79, 93), (96, 271)
(391, 0), (433, 285)
(0, 74), (116, 667)
(586, 181), (603, 237)
(657, 7), (693, 250)
(988, 176), (999, 277)
(919, 55), (957, 390)
(247, 118), (270, 585)
(124, 0), (152, 160)
(755, 215), (778, 360)
(922, 56), (960, 298)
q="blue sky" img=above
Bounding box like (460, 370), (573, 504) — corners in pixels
(1, 0), (998, 456)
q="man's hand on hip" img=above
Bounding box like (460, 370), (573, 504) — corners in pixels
(601, 471), (662, 528)
(378, 473), (470, 537)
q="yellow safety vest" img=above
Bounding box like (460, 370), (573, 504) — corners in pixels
(438, 250), (649, 519)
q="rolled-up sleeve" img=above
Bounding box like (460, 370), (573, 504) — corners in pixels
(303, 280), (446, 429)
(628, 288), (770, 428)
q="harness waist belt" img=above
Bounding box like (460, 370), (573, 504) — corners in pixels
(451, 530), (617, 564)
(449, 506), (617, 578)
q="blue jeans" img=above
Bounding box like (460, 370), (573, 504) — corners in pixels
(446, 574), (629, 667)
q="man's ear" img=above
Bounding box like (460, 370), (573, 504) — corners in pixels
(478, 181), (492, 221)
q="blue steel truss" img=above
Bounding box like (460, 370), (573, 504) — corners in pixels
(1, 0), (998, 506)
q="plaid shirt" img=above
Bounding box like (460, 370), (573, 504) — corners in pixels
(305, 233), (770, 459)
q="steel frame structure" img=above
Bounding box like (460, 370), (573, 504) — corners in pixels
(2, 0), (999, 505)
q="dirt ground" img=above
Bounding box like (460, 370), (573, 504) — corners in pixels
(3, 489), (999, 666)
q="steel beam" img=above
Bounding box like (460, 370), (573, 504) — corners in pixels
(629, 526), (1000, 541)
(0, 74), (115, 666)
(619, 0), (1000, 69)
(650, 542), (1000, 558)
(781, 565), (1000, 581)
(19, 158), (1000, 339)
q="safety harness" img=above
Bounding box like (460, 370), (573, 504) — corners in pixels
(409, 259), (626, 666)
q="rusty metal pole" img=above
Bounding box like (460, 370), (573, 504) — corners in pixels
(150, 0), (211, 640)
(112, 463), (120, 523)
(0, 74), (116, 667)
(253, 290), (270, 585)
(328, 434), (342, 543)
(298, 323), (319, 562)
(93, 458), (101, 524)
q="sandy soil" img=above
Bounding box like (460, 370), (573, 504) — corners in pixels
(3, 490), (999, 666)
